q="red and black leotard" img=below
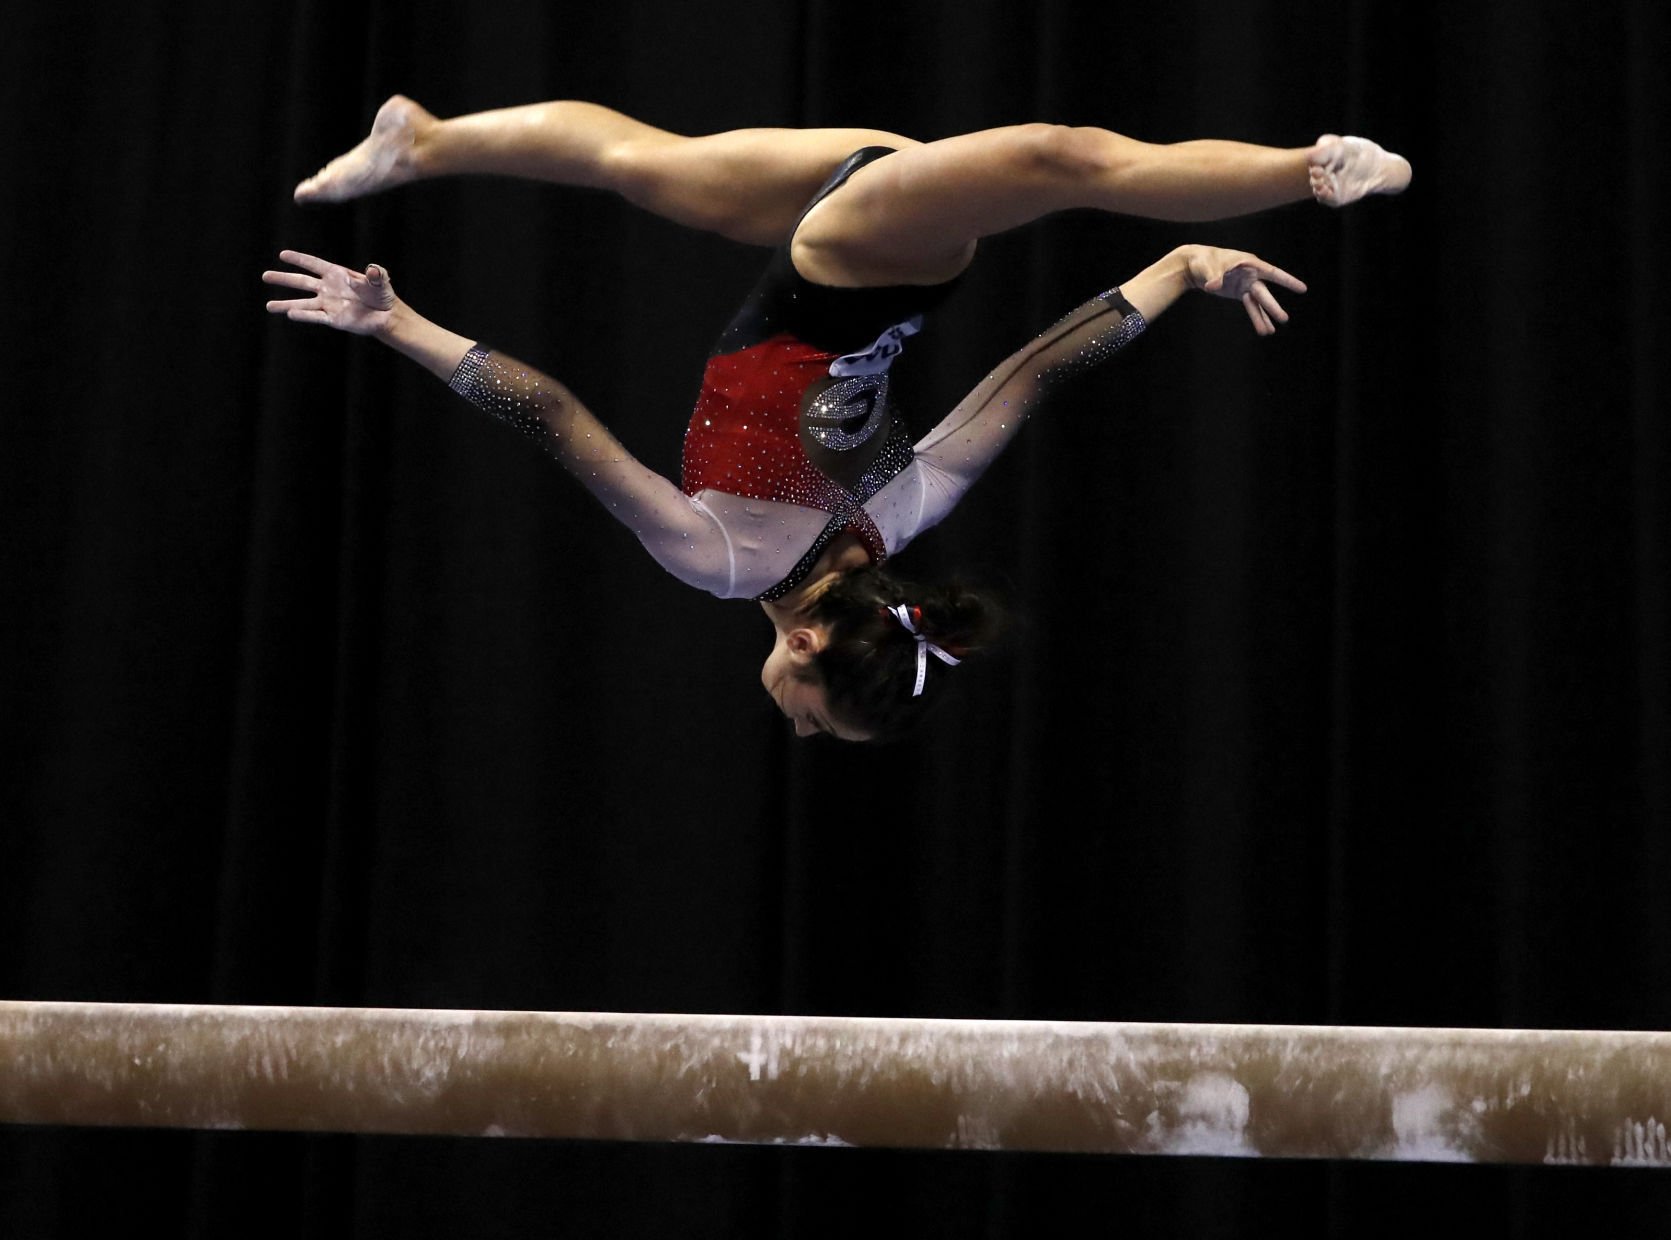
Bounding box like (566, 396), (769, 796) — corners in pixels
(680, 147), (961, 600)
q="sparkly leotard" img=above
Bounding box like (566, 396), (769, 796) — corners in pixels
(447, 154), (1150, 600)
(680, 148), (960, 600)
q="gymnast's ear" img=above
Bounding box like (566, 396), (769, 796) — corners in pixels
(785, 626), (827, 664)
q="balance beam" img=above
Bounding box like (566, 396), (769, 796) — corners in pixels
(2, 1002), (1667, 1166)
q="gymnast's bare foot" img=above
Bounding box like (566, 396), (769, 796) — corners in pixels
(1308, 135), (1412, 207)
(294, 95), (434, 204)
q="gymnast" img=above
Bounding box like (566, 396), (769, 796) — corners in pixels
(265, 97), (1410, 740)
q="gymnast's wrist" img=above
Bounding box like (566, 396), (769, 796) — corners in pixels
(1150, 246), (1195, 294)
(1168, 245), (1203, 283)
(1121, 249), (1192, 321)
(372, 298), (417, 344)
(371, 302), (478, 380)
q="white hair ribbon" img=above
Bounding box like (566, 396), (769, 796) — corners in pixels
(888, 605), (962, 697)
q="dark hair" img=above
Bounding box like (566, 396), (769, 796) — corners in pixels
(800, 564), (1005, 741)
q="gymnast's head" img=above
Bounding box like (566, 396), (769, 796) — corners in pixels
(760, 564), (1003, 742)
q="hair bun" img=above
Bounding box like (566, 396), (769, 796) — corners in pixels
(808, 566), (1006, 739)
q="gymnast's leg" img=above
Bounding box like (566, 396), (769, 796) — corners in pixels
(792, 123), (1411, 286)
(293, 95), (920, 246)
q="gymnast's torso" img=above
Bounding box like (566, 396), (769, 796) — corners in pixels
(680, 147), (963, 601)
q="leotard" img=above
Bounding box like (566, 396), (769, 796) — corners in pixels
(681, 147), (962, 599)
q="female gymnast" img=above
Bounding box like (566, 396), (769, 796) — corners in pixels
(265, 97), (1410, 741)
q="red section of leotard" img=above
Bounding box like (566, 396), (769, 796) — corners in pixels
(681, 333), (888, 563)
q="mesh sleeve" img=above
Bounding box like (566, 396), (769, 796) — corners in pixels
(448, 345), (738, 596)
(899, 289), (1146, 540)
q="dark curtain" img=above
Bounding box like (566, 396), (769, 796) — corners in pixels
(3, 0), (1667, 1234)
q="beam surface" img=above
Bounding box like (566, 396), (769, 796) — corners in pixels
(2, 1002), (1668, 1166)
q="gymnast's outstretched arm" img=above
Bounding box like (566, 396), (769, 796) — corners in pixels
(872, 245), (1305, 545)
(262, 251), (733, 591)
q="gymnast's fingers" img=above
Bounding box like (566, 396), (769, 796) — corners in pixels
(1249, 280), (1289, 323)
(285, 307), (332, 326)
(278, 249), (333, 277)
(1243, 293), (1274, 336)
(262, 270), (319, 292)
(1250, 261), (1306, 294)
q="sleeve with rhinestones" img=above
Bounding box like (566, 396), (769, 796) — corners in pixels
(446, 345), (740, 596)
(869, 289), (1146, 550)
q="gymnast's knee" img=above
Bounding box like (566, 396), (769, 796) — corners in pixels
(604, 137), (746, 235)
(1014, 123), (1130, 181)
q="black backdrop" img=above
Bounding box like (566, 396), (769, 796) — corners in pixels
(3, 0), (1669, 1234)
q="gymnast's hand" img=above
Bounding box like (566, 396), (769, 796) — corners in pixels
(1180, 245), (1307, 337)
(263, 250), (399, 337)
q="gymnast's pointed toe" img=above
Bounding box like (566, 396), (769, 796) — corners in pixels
(1308, 134), (1412, 207)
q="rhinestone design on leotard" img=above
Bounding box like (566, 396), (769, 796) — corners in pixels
(449, 344), (553, 446)
(961, 290), (1147, 417)
(803, 373), (890, 451)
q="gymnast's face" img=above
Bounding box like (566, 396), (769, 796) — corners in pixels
(761, 627), (869, 742)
